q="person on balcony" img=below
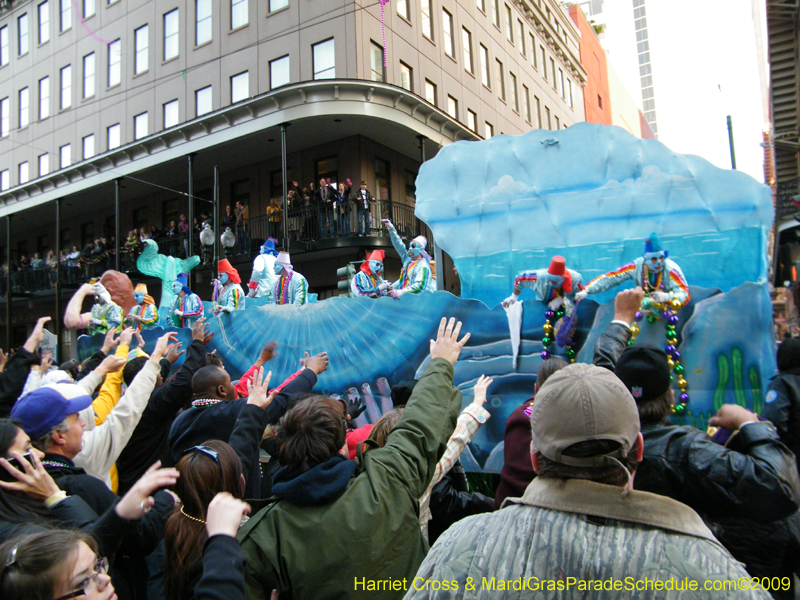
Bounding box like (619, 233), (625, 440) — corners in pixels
(316, 178), (336, 239)
(355, 181), (375, 237)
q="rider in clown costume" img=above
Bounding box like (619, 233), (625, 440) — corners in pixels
(381, 219), (436, 298)
(126, 283), (158, 331)
(271, 252), (309, 306)
(502, 256), (583, 315)
(170, 273), (204, 327)
(213, 259), (246, 315)
(351, 250), (391, 298)
(89, 281), (123, 335)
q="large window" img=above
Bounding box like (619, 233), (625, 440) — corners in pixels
(84, 0), (95, 18)
(550, 58), (556, 89)
(484, 121), (493, 138)
(19, 162), (29, 184)
(38, 76), (49, 119)
(421, 0), (432, 40)
(509, 71), (518, 112)
(19, 87), (28, 128)
(534, 95), (541, 128)
(269, 55), (289, 89)
(108, 39), (121, 86)
(442, 9), (454, 57)
(230, 71), (248, 103)
(83, 53), (95, 98)
(467, 109), (476, 132)
(0, 26), (8, 65)
(0, 97), (8, 137)
(370, 41), (384, 82)
(18, 14), (29, 56)
(462, 28), (473, 73)
(195, 86), (212, 116)
(107, 123), (121, 149)
(424, 79), (436, 105)
(518, 20), (525, 55)
(479, 44), (489, 87)
(397, 0), (409, 20)
(134, 26), (148, 75)
(447, 95), (457, 120)
(82, 134), (95, 159)
(231, 0), (247, 29)
(477, 0), (485, 12)
(491, 0), (499, 27)
(559, 68), (565, 99)
(38, 1), (50, 44)
(567, 79), (573, 108)
(0, 170), (8, 191)
(399, 61), (412, 91)
(505, 5), (513, 42)
(196, 0), (212, 45)
(531, 33), (537, 67)
(312, 39), (335, 80)
(38, 154), (49, 177)
(495, 59), (505, 101)
(540, 46), (547, 79)
(269, 0), (288, 11)
(522, 84), (530, 122)
(134, 112), (148, 140)
(545, 105), (551, 129)
(60, 64), (71, 109)
(59, 143), (71, 168)
(60, 0), (71, 32)
(164, 9), (179, 61)
(374, 158), (389, 200)
(163, 99), (179, 128)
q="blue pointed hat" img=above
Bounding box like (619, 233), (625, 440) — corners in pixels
(174, 272), (192, 294)
(261, 238), (279, 256)
(643, 233), (667, 257)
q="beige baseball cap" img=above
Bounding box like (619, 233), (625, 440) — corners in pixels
(531, 363), (640, 468)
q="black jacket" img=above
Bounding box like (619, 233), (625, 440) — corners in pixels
(194, 535), (246, 600)
(116, 339), (206, 494)
(764, 369), (800, 475)
(0, 347), (39, 417)
(427, 459), (494, 544)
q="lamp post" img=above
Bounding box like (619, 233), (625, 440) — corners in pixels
(221, 227), (236, 257)
(200, 223), (215, 268)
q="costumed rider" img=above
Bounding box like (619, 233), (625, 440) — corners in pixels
(575, 232), (690, 310)
(126, 283), (158, 331)
(213, 259), (246, 315)
(381, 219), (436, 298)
(351, 250), (390, 297)
(170, 272), (204, 327)
(89, 281), (122, 335)
(502, 255), (583, 315)
(271, 251), (308, 306)
(247, 238), (279, 301)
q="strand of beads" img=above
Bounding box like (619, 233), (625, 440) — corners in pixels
(663, 297), (689, 415)
(540, 308), (577, 363)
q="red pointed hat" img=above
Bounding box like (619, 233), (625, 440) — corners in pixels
(217, 259), (241, 284)
(548, 256), (573, 292)
(360, 250), (385, 275)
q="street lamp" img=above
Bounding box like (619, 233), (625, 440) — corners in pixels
(200, 222), (215, 267)
(221, 227), (236, 257)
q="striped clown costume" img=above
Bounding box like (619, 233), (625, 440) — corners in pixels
(505, 256), (584, 315)
(127, 283), (159, 331)
(579, 233), (690, 310)
(213, 258), (246, 315)
(384, 221), (436, 298)
(271, 251), (309, 306)
(170, 273), (204, 327)
(351, 250), (390, 297)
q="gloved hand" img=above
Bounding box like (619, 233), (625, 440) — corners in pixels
(575, 290), (588, 301)
(378, 281), (390, 292)
(502, 295), (518, 308)
(246, 289), (256, 298)
(547, 296), (564, 310)
(381, 219), (395, 232)
(651, 291), (670, 303)
(389, 288), (402, 300)
(347, 394), (367, 420)
(174, 309), (183, 317)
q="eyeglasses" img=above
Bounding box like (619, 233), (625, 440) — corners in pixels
(183, 445), (220, 467)
(54, 557), (109, 600)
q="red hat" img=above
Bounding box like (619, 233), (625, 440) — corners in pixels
(360, 250), (385, 276)
(548, 256), (573, 292)
(217, 259), (241, 284)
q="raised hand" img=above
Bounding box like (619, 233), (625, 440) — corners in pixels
(429, 317), (470, 365)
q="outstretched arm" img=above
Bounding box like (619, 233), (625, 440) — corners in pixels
(64, 284), (94, 329)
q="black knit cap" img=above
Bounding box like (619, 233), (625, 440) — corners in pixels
(778, 338), (800, 372)
(614, 345), (671, 403)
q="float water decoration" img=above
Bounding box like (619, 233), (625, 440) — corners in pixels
(78, 123), (774, 472)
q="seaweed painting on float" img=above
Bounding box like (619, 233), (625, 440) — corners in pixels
(77, 123), (775, 473)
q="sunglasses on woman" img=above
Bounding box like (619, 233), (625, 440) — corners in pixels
(54, 556), (109, 600)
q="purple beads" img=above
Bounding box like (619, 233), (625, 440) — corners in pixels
(672, 351), (680, 361)
(545, 310), (555, 320)
(541, 350), (551, 360)
(665, 344), (676, 354)
(668, 315), (679, 325)
(634, 311), (643, 322)
(679, 393), (690, 403)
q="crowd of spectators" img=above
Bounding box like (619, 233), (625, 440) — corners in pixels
(0, 285), (795, 599)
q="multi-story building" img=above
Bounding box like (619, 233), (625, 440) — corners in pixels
(0, 0), (585, 350)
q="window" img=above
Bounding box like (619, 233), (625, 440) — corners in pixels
(462, 28), (473, 73)
(108, 0), (120, 4)
(598, 94), (603, 109)
(269, 55), (289, 89)
(559, 68), (565, 99)
(399, 61), (412, 91)
(134, 112), (148, 139)
(522, 84), (530, 122)
(530, 33), (536, 68)
(107, 123), (120, 149)
(540, 46), (546, 78)
(83, 0), (95, 19)
(83, 53), (95, 98)
(19, 162), (29, 184)
(509, 71), (518, 112)
(59, 143), (71, 168)
(18, 14), (29, 56)
(370, 41), (384, 82)
(0, 26), (7, 66)
(567, 79), (573, 108)
(442, 9), (454, 57)
(269, 0), (288, 11)
(550, 58), (556, 89)
(164, 9), (179, 61)
(312, 38), (335, 80)
(230, 71), (248, 103)
(0, 170), (8, 191)
(479, 44), (489, 87)
(555, 115), (560, 129)
(467, 109), (476, 132)
(447, 95), (457, 119)
(82, 134), (95, 159)
(505, 5), (513, 42)
(0, 97), (8, 137)
(163, 99), (179, 128)
(405, 169), (416, 203)
(38, 154), (49, 176)
(374, 157), (389, 200)
(421, 0), (432, 39)
(38, 76), (49, 119)
(518, 20), (525, 55)
(38, 2), (50, 44)
(397, 0), (409, 20)
(534, 95), (541, 127)
(477, 0), (485, 12)
(231, 0), (247, 29)
(491, 0), (500, 27)
(424, 79), (436, 105)
(60, 64), (71, 109)
(196, 0), (212, 45)
(484, 121), (493, 138)
(108, 39), (121, 86)
(495, 59), (505, 101)
(545, 105), (551, 129)
(134, 26), (148, 75)
(19, 87), (29, 128)
(60, 0), (71, 32)
(195, 85), (212, 116)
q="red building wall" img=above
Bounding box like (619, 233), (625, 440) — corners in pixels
(569, 5), (612, 126)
